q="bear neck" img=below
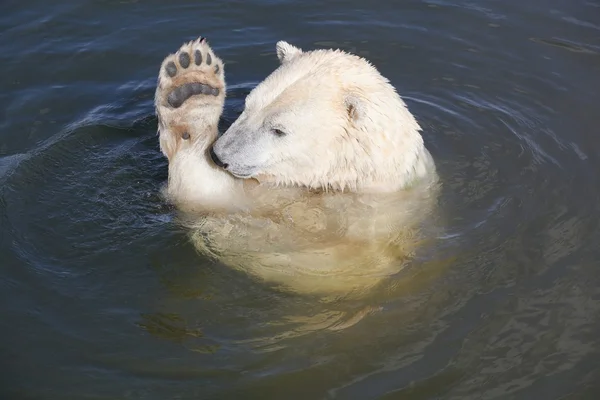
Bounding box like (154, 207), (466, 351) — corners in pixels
(327, 134), (435, 193)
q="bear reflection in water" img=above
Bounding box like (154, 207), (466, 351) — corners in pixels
(154, 37), (439, 297)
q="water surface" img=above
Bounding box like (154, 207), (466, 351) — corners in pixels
(2, 0), (600, 399)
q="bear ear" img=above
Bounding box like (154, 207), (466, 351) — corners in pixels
(276, 41), (303, 64)
(344, 94), (366, 123)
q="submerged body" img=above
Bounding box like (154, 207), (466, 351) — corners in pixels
(154, 38), (438, 295)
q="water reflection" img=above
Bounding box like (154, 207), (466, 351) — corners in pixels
(172, 173), (441, 298)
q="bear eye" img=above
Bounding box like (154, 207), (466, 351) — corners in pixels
(272, 128), (286, 137)
(182, 131), (190, 140)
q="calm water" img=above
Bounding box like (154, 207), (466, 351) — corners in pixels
(2, 0), (600, 399)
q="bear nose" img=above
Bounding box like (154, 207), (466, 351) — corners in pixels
(209, 146), (228, 169)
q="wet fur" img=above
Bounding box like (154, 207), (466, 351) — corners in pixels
(154, 38), (438, 296)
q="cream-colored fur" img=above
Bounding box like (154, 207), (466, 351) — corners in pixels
(212, 41), (436, 193)
(155, 38), (244, 212)
(155, 38), (438, 297)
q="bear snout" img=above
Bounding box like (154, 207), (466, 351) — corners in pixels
(209, 146), (229, 169)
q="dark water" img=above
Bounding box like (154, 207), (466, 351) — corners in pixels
(2, 0), (600, 398)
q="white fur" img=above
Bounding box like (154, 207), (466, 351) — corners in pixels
(154, 38), (244, 211)
(212, 41), (436, 193)
(155, 39), (439, 296)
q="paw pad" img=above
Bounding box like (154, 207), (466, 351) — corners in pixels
(165, 61), (177, 77)
(167, 83), (219, 108)
(179, 52), (190, 68)
(160, 37), (223, 109)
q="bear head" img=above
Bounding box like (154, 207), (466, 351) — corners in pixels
(211, 41), (434, 193)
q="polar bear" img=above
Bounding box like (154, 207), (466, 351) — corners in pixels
(154, 37), (438, 296)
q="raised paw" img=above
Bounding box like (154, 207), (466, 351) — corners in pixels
(156, 37), (225, 110)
